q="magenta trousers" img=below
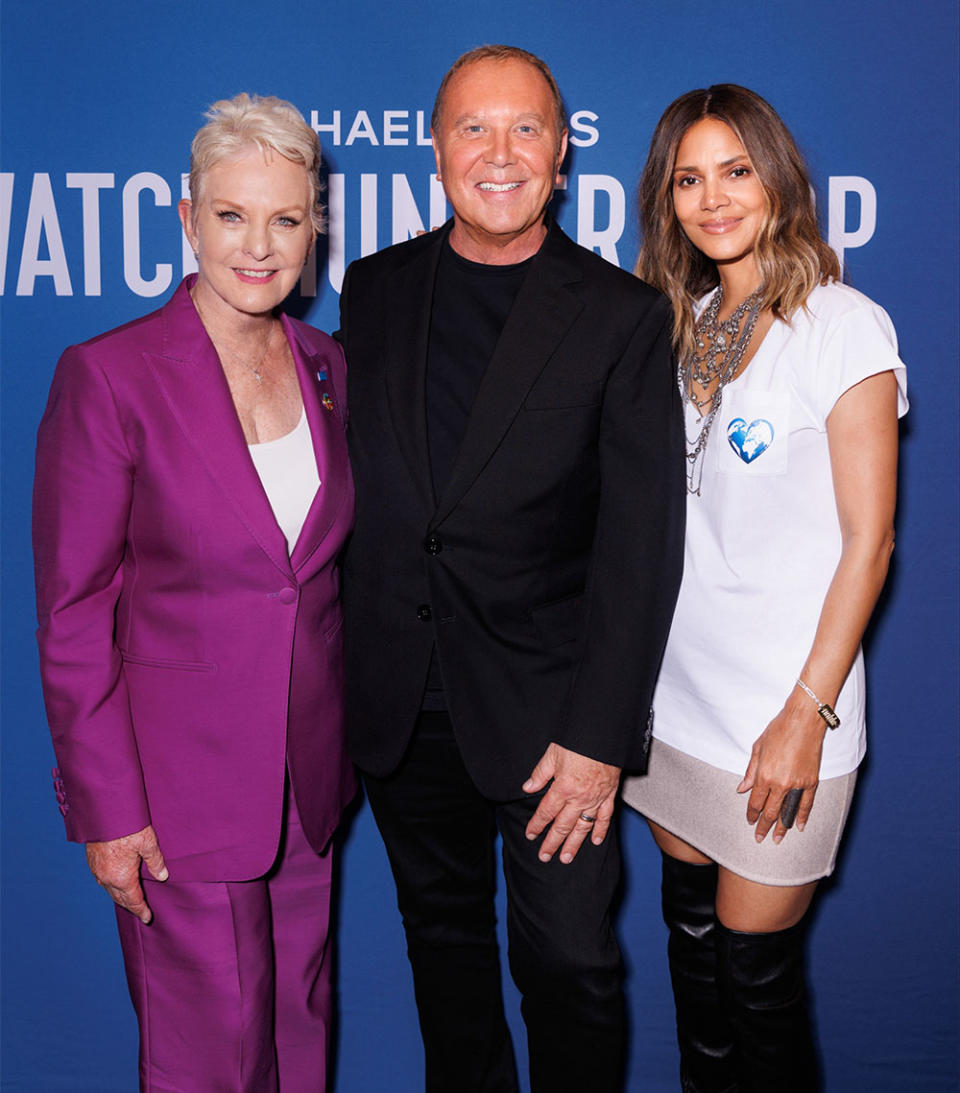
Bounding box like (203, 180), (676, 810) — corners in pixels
(115, 787), (334, 1092)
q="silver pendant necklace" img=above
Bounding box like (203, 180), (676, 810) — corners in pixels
(248, 339), (269, 385)
(193, 292), (275, 385)
(231, 324), (274, 385)
(680, 285), (764, 495)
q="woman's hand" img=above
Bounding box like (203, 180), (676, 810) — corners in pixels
(737, 695), (826, 844)
(85, 825), (168, 924)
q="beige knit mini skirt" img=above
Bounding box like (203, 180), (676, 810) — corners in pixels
(620, 739), (857, 886)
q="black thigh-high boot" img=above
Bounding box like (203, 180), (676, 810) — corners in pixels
(715, 919), (820, 1092)
(660, 853), (740, 1093)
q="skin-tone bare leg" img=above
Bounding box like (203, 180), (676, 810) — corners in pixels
(647, 820), (817, 932)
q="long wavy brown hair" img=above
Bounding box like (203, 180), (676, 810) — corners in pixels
(635, 84), (840, 359)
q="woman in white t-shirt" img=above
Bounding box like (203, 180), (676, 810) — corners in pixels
(621, 84), (906, 1092)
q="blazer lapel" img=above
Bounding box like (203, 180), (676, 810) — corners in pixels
(144, 279), (293, 578)
(432, 224), (584, 527)
(384, 228), (448, 515)
(288, 319), (351, 574)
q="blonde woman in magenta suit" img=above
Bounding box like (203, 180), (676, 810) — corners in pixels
(33, 95), (355, 1091)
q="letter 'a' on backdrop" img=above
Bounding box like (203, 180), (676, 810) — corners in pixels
(2, 1), (957, 1089)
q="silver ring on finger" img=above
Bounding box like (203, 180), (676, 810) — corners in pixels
(579, 811), (598, 824)
(779, 787), (803, 829)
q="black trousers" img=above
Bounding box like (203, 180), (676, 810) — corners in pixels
(363, 711), (625, 1093)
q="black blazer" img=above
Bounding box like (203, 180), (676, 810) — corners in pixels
(339, 219), (685, 800)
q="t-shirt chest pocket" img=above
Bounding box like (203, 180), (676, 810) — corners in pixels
(715, 391), (789, 476)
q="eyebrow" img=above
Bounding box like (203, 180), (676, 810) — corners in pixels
(451, 111), (546, 126)
(673, 154), (750, 173)
(210, 198), (306, 213)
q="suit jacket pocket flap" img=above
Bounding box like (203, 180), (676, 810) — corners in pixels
(532, 593), (584, 649)
(120, 651), (216, 672)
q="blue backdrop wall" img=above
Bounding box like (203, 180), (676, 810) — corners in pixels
(2, 2), (957, 1090)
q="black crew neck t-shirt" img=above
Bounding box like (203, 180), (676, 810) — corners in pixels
(421, 239), (534, 709)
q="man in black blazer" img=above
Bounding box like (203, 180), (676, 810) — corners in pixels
(339, 45), (685, 1093)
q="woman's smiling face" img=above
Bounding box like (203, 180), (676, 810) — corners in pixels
(180, 145), (315, 321)
(672, 117), (768, 277)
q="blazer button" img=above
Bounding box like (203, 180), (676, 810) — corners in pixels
(417, 604), (432, 622)
(278, 587), (297, 605)
(423, 534), (443, 555)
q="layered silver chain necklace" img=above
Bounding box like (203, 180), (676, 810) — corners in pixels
(680, 285), (764, 495)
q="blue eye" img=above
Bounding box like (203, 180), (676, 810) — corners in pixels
(216, 210), (241, 222)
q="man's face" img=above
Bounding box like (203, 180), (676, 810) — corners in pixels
(432, 57), (567, 264)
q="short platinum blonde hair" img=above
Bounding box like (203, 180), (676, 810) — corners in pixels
(188, 93), (324, 233)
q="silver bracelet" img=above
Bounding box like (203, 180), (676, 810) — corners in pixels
(796, 678), (840, 729)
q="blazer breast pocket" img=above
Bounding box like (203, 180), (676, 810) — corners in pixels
(716, 391), (789, 476)
(524, 380), (604, 411)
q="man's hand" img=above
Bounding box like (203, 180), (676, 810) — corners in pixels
(522, 743), (621, 864)
(85, 824), (168, 924)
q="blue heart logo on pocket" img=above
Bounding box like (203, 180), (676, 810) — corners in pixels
(727, 418), (775, 463)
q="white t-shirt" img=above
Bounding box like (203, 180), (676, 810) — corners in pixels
(248, 409), (321, 554)
(652, 281), (908, 779)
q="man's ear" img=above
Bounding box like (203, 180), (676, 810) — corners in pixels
(555, 129), (569, 185)
(431, 131), (442, 181)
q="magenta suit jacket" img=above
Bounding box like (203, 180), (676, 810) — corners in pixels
(33, 277), (356, 882)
